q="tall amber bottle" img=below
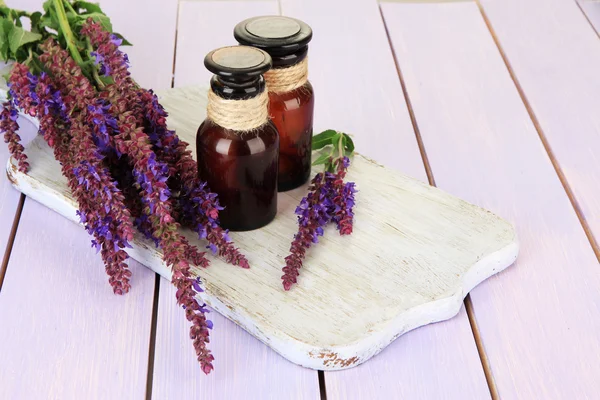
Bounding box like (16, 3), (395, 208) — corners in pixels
(197, 46), (279, 231)
(234, 16), (314, 192)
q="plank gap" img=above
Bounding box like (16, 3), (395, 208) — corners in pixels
(379, 0), (473, 3)
(379, 4), (503, 395)
(318, 370), (327, 400)
(575, 0), (600, 40)
(378, 5), (436, 186)
(171, 0), (182, 89)
(475, 0), (600, 262)
(0, 194), (25, 291)
(465, 295), (500, 399)
(145, 275), (161, 400)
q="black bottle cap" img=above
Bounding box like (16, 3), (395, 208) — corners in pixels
(204, 45), (272, 82)
(234, 16), (312, 68)
(204, 46), (272, 99)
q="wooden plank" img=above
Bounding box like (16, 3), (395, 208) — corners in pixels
(383, 1), (600, 398)
(278, 0), (491, 398)
(97, 0), (178, 89)
(478, 0), (600, 249)
(17, 0), (178, 90)
(155, 3), (320, 397)
(578, 0), (600, 35)
(577, 0), (600, 32)
(152, 284), (321, 400)
(280, 0), (426, 179)
(174, 0), (278, 87)
(0, 116), (35, 285)
(0, 200), (156, 399)
(0, 0), (176, 396)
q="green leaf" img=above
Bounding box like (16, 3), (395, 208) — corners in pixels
(342, 133), (354, 155)
(8, 25), (42, 55)
(99, 75), (114, 85)
(40, 9), (60, 32)
(15, 46), (29, 63)
(0, 18), (14, 61)
(112, 32), (132, 46)
(312, 152), (331, 166)
(312, 129), (338, 150)
(29, 12), (43, 33)
(72, 1), (104, 14)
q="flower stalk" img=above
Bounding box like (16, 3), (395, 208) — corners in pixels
(0, 3), (250, 373)
(282, 130), (357, 290)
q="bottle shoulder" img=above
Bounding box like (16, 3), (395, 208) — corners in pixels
(197, 119), (279, 156)
(268, 81), (314, 110)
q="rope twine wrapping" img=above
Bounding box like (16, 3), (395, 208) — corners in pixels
(206, 89), (269, 131)
(264, 57), (309, 94)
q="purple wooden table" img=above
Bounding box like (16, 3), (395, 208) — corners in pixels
(2, 0), (600, 398)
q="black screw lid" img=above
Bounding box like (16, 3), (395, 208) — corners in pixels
(234, 16), (312, 67)
(204, 46), (272, 99)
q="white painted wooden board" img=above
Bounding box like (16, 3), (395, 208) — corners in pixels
(7, 85), (517, 371)
(277, 0), (493, 398)
(384, 1), (600, 398)
(0, 199), (155, 399)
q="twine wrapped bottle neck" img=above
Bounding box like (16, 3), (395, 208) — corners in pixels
(264, 57), (309, 94)
(206, 89), (269, 132)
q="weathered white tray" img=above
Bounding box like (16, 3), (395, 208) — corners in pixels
(6, 86), (518, 370)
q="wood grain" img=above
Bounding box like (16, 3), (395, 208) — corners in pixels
(0, 199), (156, 399)
(383, 1), (600, 398)
(174, 1), (278, 88)
(279, 0), (493, 398)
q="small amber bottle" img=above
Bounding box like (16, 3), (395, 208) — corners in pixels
(234, 16), (314, 192)
(197, 46), (279, 231)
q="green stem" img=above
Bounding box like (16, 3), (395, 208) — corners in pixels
(85, 37), (105, 88)
(337, 134), (344, 161)
(53, 0), (84, 66)
(64, 0), (76, 14)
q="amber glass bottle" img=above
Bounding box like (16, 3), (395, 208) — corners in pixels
(234, 16), (314, 192)
(197, 46), (279, 231)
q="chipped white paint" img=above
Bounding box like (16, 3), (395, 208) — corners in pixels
(6, 86), (518, 370)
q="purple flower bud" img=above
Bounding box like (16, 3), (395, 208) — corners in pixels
(110, 34), (123, 46)
(192, 277), (204, 293)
